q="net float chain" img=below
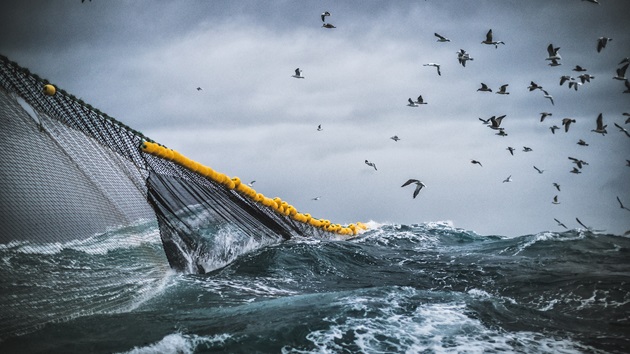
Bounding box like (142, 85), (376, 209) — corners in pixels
(141, 141), (367, 237)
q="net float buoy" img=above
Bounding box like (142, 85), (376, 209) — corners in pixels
(43, 84), (56, 96)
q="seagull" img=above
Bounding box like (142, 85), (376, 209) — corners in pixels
(488, 115), (506, 130)
(401, 179), (427, 198)
(322, 23), (336, 29)
(613, 63), (628, 80)
(477, 83), (492, 92)
(542, 90), (554, 105)
(407, 98), (419, 107)
(568, 81), (582, 91)
(578, 74), (595, 84)
(624, 112), (630, 124)
(457, 49), (474, 67)
(523, 146), (533, 152)
(614, 123), (630, 137)
(434, 33), (451, 42)
(591, 113), (607, 135)
(311, 196), (322, 201)
(562, 118), (576, 132)
(415, 95), (428, 105)
(365, 160), (377, 170)
(560, 75), (574, 86)
(292, 68), (304, 79)
(533, 166), (545, 174)
(481, 29), (505, 48)
(597, 37), (612, 53)
(496, 130), (508, 137)
(620, 57), (630, 66)
(569, 157), (589, 169)
(471, 160), (483, 167)
(196, 87), (203, 91)
(321, 11), (331, 22)
(577, 139), (588, 146)
(573, 65), (588, 72)
(479, 117), (491, 125)
(550, 125), (560, 134)
(552, 195), (560, 204)
(247, 180), (256, 186)
(317, 124), (322, 131)
(554, 218), (568, 229)
(570, 167), (582, 174)
(576, 218), (589, 230)
(548, 59), (562, 67)
(502, 175), (512, 183)
(423, 63), (441, 76)
(528, 81), (543, 91)
(496, 84), (510, 95)
(540, 112), (552, 122)
(553, 183), (561, 191)
(616, 196), (630, 211)
(390, 135), (401, 142)
(506, 146), (515, 155)
(546, 44), (561, 61)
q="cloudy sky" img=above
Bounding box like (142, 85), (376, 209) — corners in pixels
(1, 0), (629, 237)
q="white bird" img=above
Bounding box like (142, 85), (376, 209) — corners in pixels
(434, 33), (451, 42)
(247, 180), (256, 186)
(546, 44), (561, 61)
(321, 11), (331, 22)
(542, 90), (554, 105)
(390, 135), (401, 142)
(597, 37), (612, 53)
(481, 29), (505, 48)
(365, 160), (377, 170)
(496, 84), (509, 95)
(613, 63), (628, 81)
(423, 63), (441, 76)
(502, 175), (512, 183)
(401, 179), (426, 199)
(292, 68), (304, 79)
(591, 113), (607, 135)
(477, 83), (492, 92)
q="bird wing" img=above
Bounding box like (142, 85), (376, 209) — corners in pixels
(412, 183), (425, 198)
(485, 29), (493, 42)
(408, 98), (414, 105)
(401, 179), (419, 187)
(435, 33), (445, 40)
(619, 63), (629, 77)
(576, 218), (589, 229)
(596, 113), (603, 129)
(417, 95), (424, 104)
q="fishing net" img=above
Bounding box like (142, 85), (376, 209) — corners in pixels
(0, 55), (363, 339)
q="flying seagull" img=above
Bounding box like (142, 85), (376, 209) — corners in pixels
(560, 75), (574, 86)
(553, 183), (561, 191)
(523, 146), (533, 152)
(496, 84), (510, 95)
(528, 81), (543, 91)
(562, 118), (576, 132)
(292, 68), (304, 79)
(488, 115), (506, 130)
(540, 112), (552, 122)
(550, 125), (560, 134)
(457, 49), (474, 67)
(365, 160), (377, 170)
(548, 59), (562, 67)
(613, 63), (628, 81)
(247, 180), (256, 186)
(552, 195), (560, 204)
(321, 11), (331, 22)
(481, 29), (505, 48)
(573, 65), (587, 72)
(577, 139), (588, 146)
(591, 113), (607, 135)
(423, 63), (441, 76)
(546, 44), (561, 61)
(533, 166), (545, 174)
(471, 160), (483, 167)
(322, 23), (336, 29)
(502, 175), (512, 183)
(597, 37), (612, 53)
(390, 135), (401, 142)
(477, 83), (492, 92)
(576, 218), (589, 229)
(568, 81), (582, 91)
(415, 95), (428, 105)
(434, 33), (451, 42)
(570, 167), (582, 174)
(317, 124), (322, 131)
(613, 123), (630, 137)
(311, 196), (322, 201)
(542, 90), (554, 105)
(401, 179), (427, 199)
(569, 157), (589, 169)
(578, 74), (595, 84)
(407, 98), (419, 107)
(554, 218), (568, 229)
(196, 87), (203, 91)
(617, 196), (630, 211)
(506, 146), (515, 155)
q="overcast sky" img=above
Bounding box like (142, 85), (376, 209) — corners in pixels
(1, 0), (629, 237)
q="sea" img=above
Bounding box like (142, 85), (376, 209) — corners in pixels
(1, 221), (629, 354)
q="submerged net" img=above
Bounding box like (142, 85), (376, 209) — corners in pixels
(0, 55), (363, 339)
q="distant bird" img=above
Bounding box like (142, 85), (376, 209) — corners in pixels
(390, 135), (401, 142)
(488, 115), (506, 130)
(576, 218), (589, 230)
(562, 118), (576, 132)
(577, 139), (589, 146)
(548, 59), (562, 67)
(528, 81), (543, 91)
(292, 68), (304, 79)
(560, 75), (574, 86)
(423, 63), (441, 76)
(196, 87), (203, 91)
(597, 37), (612, 53)
(523, 146), (533, 152)
(554, 218), (568, 229)
(471, 160), (483, 167)
(578, 74), (595, 84)
(457, 49), (474, 67)
(407, 98), (419, 107)
(542, 90), (554, 105)
(624, 112), (630, 124)
(570, 167), (582, 174)
(496, 130), (508, 137)
(502, 175), (512, 183)
(434, 33), (451, 42)
(415, 95), (428, 105)
(614, 123), (630, 137)
(553, 183), (561, 191)
(247, 180), (256, 186)
(401, 179), (426, 198)
(322, 23), (336, 29)
(477, 83), (492, 92)
(616, 196), (630, 212)
(582, 0), (599, 4)
(591, 113), (607, 135)
(481, 29), (505, 48)
(552, 195), (560, 204)
(573, 65), (588, 72)
(568, 81), (582, 91)
(365, 160), (377, 170)
(317, 124), (322, 131)
(624, 80), (630, 94)
(546, 44), (561, 61)
(569, 157), (589, 169)
(540, 112), (552, 122)
(496, 84), (510, 95)
(620, 57), (630, 66)
(613, 63), (628, 80)
(321, 11), (331, 22)
(506, 146), (515, 155)
(479, 117), (491, 125)
(533, 166), (545, 174)
(311, 196), (322, 201)
(627, 160), (630, 167)
(550, 125), (560, 134)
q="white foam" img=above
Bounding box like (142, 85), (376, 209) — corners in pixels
(117, 332), (231, 354)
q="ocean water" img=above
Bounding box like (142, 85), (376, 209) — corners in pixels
(1, 221), (629, 353)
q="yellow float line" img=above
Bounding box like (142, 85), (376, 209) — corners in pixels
(141, 141), (368, 237)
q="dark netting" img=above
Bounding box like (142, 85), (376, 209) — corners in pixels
(0, 55), (356, 339)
